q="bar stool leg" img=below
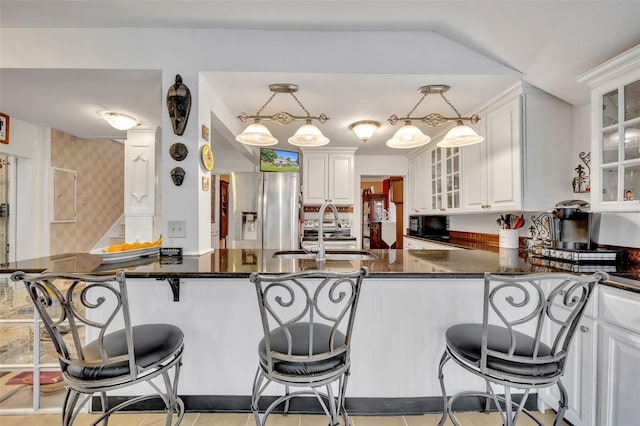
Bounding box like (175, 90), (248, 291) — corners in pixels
(437, 351), (451, 426)
(554, 380), (568, 426)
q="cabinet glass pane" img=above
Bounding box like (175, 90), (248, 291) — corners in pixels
(454, 192), (460, 207)
(0, 323), (34, 364)
(1, 278), (34, 320)
(447, 194), (452, 209)
(624, 123), (640, 161)
(454, 175), (459, 190)
(446, 176), (452, 192)
(602, 89), (618, 127)
(624, 164), (640, 202)
(624, 80), (640, 121)
(453, 155), (459, 172)
(602, 166), (618, 202)
(602, 128), (618, 164)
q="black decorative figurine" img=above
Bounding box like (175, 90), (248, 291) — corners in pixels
(166, 74), (191, 136)
(170, 167), (186, 186)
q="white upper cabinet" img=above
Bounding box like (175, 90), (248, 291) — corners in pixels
(407, 150), (429, 214)
(458, 82), (574, 213)
(301, 148), (357, 205)
(423, 145), (462, 213)
(578, 45), (640, 212)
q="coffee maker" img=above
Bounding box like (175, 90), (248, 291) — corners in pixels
(548, 200), (600, 250)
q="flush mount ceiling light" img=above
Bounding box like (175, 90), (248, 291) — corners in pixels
(236, 83), (330, 147)
(387, 85), (483, 149)
(102, 111), (139, 131)
(350, 120), (380, 143)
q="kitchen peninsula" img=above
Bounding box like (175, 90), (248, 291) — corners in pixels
(2, 244), (639, 423)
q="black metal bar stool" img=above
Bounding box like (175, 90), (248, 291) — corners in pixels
(437, 271), (608, 426)
(249, 267), (368, 426)
(11, 271), (185, 425)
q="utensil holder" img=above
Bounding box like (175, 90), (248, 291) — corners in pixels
(499, 229), (519, 249)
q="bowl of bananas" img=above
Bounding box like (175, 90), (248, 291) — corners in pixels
(90, 235), (162, 263)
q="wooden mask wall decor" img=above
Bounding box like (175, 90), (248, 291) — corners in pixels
(166, 74), (191, 136)
(170, 167), (186, 186)
(169, 142), (189, 161)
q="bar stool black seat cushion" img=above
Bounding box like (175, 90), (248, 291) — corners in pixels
(259, 322), (346, 375)
(66, 324), (184, 380)
(446, 323), (560, 377)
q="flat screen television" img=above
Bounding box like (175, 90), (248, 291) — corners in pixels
(259, 148), (300, 172)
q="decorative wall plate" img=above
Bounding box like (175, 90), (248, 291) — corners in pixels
(201, 144), (214, 171)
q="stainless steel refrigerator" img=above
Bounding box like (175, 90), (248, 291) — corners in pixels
(227, 172), (300, 250)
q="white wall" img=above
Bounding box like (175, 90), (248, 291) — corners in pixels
(0, 118), (50, 260)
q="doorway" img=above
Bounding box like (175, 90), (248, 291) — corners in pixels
(0, 156), (10, 264)
(359, 175), (404, 249)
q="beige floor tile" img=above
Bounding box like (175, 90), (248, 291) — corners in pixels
(351, 415), (408, 426)
(404, 413), (447, 426)
(193, 412), (252, 426)
(297, 414), (349, 425)
(262, 413), (301, 425)
(0, 409), (572, 426)
(0, 414), (59, 426)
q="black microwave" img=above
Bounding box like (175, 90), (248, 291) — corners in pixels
(408, 215), (449, 238)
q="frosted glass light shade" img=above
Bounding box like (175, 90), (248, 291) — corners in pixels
(103, 112), (139, 131)
(236, 122), (278, 146)
(350, 120), (380, 143)
(438, 123), (484, 147)
(386, 122), (431, 149)
(288, 123), (329, 147)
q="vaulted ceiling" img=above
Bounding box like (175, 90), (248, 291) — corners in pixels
(1, 1), (639, 157)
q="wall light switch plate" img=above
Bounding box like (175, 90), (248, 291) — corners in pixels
(168, 220), (187, 238)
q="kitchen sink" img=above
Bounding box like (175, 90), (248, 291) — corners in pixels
(273, 250), (376, 261)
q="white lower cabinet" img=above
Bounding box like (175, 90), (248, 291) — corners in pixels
(596, 286), (640, 426)
(539, 284), (640, 426)
(539, 314), (596, 426)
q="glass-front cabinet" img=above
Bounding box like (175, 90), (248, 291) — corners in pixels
(580, 45), (640, 211)
(600, 81), (640, 205)
(428, 146), (461, 212)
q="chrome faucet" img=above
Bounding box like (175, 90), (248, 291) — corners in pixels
(314, 201), (340, 262)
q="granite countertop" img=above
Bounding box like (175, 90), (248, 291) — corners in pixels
(1, 241), (638, 293)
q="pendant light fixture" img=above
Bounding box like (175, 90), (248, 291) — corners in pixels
(387, 85), (483, 149)
(236, 84), (329, 147)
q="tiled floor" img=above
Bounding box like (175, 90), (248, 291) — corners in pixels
(0, 410), (568, 425)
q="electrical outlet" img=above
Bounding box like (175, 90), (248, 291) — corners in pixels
(168, 220), (187, 238)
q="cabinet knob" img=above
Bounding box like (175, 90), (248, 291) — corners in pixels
(580, 325), (590, 333)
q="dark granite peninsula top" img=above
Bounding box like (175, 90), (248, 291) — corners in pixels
(1, 246), (638, 293)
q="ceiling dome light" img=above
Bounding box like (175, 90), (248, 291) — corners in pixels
(102, 112), (139, 131)
(235, 121), (278, 146)
(350, 120), (380, 143)
(385, 121), (431, 149)
(437, 121), (485, 147)
(288, 122), (329, 147)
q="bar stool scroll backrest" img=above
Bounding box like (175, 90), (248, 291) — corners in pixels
(480, 271), (607, 380)
(251, 268), (367, 375)
(15, 270), (138, 382)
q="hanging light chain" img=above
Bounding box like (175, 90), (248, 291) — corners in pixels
(440, 92), (462, 119)
(255, 92), (278, 116)
(289, 92), (311, 118)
